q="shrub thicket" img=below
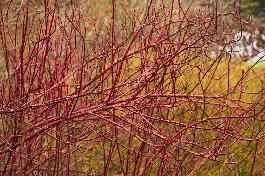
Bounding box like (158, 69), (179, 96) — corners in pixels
(0, 0), (264, 175)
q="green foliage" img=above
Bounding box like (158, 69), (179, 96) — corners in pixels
(240, 0), (265, 15)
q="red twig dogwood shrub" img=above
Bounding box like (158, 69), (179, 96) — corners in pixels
(0, 0), (264, 175)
